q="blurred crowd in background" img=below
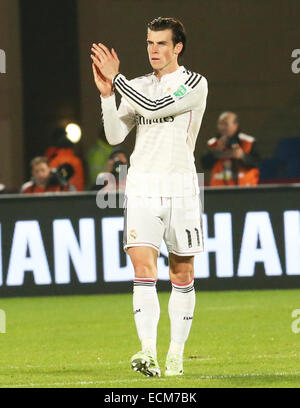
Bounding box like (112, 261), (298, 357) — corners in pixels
(0, 109), (299, 195)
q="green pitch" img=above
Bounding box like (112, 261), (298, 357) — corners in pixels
(0, 288), (300, 388)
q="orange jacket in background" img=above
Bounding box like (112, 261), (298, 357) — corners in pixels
(50, 148), (85, 191)
(204, 133), (260, 186)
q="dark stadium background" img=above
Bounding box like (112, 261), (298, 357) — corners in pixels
(1, 0), (299, 186)
(0, 0), (299, 296)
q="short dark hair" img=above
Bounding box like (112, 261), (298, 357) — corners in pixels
(147, 17), (186, 59)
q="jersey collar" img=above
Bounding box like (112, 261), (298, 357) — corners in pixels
(152, 65), (185, 83)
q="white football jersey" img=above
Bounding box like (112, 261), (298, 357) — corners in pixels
(100, 65), (208, 197)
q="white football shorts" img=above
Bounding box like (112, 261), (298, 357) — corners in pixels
(123, 194), (204, 256)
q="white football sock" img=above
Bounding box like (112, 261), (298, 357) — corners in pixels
(133, 278), (160, 358)
(168, 280), (196, 357)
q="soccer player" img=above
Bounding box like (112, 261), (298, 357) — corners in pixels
(91, 17), (208, 377)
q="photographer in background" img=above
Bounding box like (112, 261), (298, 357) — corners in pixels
(93, 149), (128, 193)
(49, 130), (85, 191)
(201, 111), (261, 186)
(20, 157), (76, 194)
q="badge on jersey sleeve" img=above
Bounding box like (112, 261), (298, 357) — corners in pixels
(173, 84), (191, 100)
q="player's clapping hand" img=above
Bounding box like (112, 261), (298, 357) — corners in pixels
(91, 43), (120, 81)
(92, 60), (113, 98)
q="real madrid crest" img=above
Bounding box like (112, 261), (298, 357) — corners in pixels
(129, 229), (137, 240)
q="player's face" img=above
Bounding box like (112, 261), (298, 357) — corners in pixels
(32, 163), (51, 185)
(147, 29), (179, 70)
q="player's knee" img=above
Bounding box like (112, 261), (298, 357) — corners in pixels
(171, 269), (193, 285)
(134, 264), (156, 279)
(169, 259), (194, 284)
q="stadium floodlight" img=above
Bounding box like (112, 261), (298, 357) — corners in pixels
(65, 123), (82, 143)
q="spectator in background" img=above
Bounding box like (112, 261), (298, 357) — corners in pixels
(201, 112), (261, 186)
(21, 157), (76, 194)
(87, 129), (113, 188)
(49, 131), (85, 191)
(93, 149), (128, 193)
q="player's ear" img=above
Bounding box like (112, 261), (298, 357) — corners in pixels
(174, 42), (183, 56)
